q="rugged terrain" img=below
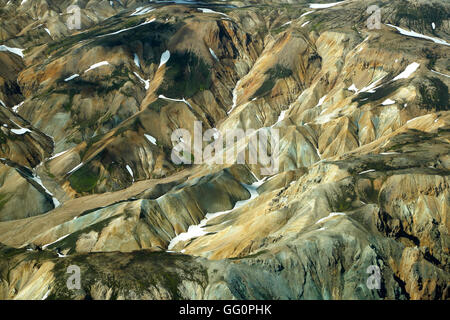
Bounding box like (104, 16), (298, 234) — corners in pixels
(0, 0), (448, 300)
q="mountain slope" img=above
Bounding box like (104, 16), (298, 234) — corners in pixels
(0, 0), (448, 300)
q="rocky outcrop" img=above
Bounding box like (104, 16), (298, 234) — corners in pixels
(0, 163), (54, 221)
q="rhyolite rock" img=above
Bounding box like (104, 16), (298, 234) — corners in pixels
(0, 0), (448, 300)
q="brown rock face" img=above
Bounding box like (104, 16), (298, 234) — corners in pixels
(0, 0), (448, 300)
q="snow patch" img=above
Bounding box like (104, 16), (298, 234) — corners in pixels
(316, 95), (327, 107)
(301, 11), (314, 17)
(406, 115), (428, 125)
(49, 150), (68, 160)
(126, 165), (134, 181)
(97, 19), (155, 38)
(392, 62), (420, 81)
(42, 234), (71, 250)
(348, 84), (358, 92)
(381, 99), (396, 106)
(159, 95), (192, 109)
(11, 127), (31, 135)
(144, 134), (157, 145)
(380, 152), (400, 155)
(309, 2), (345, 9)
(387, 24), (449, 46)
(359, 169), (375, 175)
(130, 6), (154, 16)
(64, 74), (79, 82)
(301, 21), (310, 27)
(348, 75), (386, 95)
(67, 162), (84, 175)
(209, 48), (219, 61)
(316, 212), (346, 224)
(168, 178), (265, 250)
(360, 75), (386, 93)
(134, 53), (140, 68)
(133, 72), (149, 90)
(31, 174), (60, 208)
(276, 110), (287, 123)
(42, 290), (51, 300)
(198, 8), (229, 17)
(0, 45), (24, 58)
(159, 50), (170, 68)
(227, 79), (242, 114)
(84, 61), (109, 73)
(431, 69), (450, 78)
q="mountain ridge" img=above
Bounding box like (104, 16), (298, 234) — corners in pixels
(0, 0), (448, 300)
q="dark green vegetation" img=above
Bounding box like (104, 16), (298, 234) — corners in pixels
(68, 164), (100, 193)
(252, 64), (293, 98)
(334, 129), (450, 178)
(0, 0), (448, 301)
(418, 77), (449, 111)
(47, 251), (208, 300)
(353, 80), (402, 107)
(353, 75), (448, 111)
(0, 242), (209, 300)
(0, 130), (9, 144)
(393, 1), (448, 32)
(147, 99), (168, 113)
(57, 64), (131, 98)
(93, 20), (175, 50)
(158, 51), (213, 98)
(44, 15), (177, 58)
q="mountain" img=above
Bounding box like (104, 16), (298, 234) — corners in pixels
(0, 0), (448, 300)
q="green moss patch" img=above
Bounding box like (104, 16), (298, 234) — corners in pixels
(69, 165), (100, 193)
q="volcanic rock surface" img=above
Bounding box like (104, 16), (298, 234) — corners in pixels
(0, 0), (448, 300)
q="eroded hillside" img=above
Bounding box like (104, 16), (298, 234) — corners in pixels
(0, 0), (448, 300)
